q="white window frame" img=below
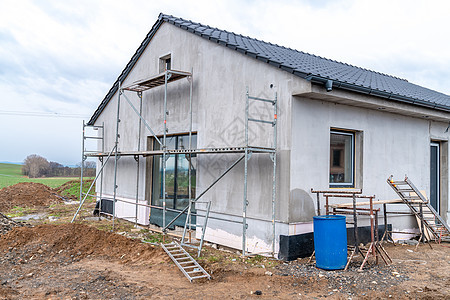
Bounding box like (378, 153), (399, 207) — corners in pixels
(159, 53), (172, 73)
(329, 130), (355, 188)
(430, 141), (440, 214)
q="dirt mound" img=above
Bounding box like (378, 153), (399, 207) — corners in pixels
(54, 179), (95, 200)
(0, 223), (162, 263)
(54, 179), (80, 192)
(0, 212), (27, 235)
(0, 182), (62, 212)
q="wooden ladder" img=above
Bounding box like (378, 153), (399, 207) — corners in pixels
(161, 241), (211, 282)
(387, 175), (450, 242)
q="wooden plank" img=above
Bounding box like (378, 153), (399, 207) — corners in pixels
(330, 199), (404, 208)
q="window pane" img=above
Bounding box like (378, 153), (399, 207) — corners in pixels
(152, 134), (197, 210)
(175, 135), (197, 210)
(151, 154), (161, 205)
(330, 132), (353, 185)
(152, 155), (175, 209)
(175, 154), (197, 210)
(178, 134), (197, 150)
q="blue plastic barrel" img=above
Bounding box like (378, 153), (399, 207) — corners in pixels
(313, 215), (347, 270)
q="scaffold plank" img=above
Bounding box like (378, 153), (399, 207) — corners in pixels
(84, 146), (276, 157)
(123, 70), (192, 92)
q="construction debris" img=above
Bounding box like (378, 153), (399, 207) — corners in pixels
(0, 212), (27, 235)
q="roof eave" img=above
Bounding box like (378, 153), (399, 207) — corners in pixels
(306, 75), (450, 113)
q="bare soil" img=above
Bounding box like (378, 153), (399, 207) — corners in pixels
(0, 182), (62, 211)
(0, 182), (448, 299)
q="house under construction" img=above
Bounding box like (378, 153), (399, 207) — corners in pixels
(79, 13), (450, 259)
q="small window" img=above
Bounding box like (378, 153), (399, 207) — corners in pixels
(159, 54), (171, 72)
(165, 57), (171, 70)
(330, 130), (354, 187)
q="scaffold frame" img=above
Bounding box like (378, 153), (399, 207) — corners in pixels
(73, 68), (278, 256)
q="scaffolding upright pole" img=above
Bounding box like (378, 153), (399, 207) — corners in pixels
(188, 71), (193, 236)
(135, 92), (143, 226)
(99, 122), (104, 212)
(162, 71), (168, 231)
(112, 82), (122, 231)
(182, 72), (194, 244)
(72, 146), (116, 222)
(271, 92), (277, 255)
(79, 120), (86, 202)
(242, 87), (250, 255)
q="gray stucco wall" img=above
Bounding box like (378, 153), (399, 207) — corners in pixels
(93, 21), (450, 253)
(94, 22), (309, 253)
(290, 93), (450, 235)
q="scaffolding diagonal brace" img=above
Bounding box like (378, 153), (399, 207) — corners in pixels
(71, 145), (116, 222)
(162, 155), (245, 232)
(121, 92), (162, 146)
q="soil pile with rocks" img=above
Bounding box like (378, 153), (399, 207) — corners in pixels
(0, 223), (161, 262)
(0, 182), (62, 212)
(0, 212), (27, 235)
(0, 223), (164, 299)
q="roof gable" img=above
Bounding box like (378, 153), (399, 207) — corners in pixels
(88, 13), (450, 125)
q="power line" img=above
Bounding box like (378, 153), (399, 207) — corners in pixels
(0, 110), (89, 119)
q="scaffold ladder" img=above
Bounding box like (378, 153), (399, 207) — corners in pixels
(80, 120), (104, 203)
(161, 241), (211, 282)
(387, 175), (450, 242)
(181, 200), (211, 257)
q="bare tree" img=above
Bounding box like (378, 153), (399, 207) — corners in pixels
(22, 154), (50, 178)
(84, 161), (96, 169)
(76, 161), (96, 177)
(84, 161), (96, 177)
(49, 161), (64, 176)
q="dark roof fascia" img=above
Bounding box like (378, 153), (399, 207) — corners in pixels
(87, 16), (165, 125)
(307, 75), (450, 113)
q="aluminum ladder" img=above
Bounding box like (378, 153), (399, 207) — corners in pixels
(387, 175), (450, 242)
(161, 241), (211, 282)
(181, 200), (211, 257)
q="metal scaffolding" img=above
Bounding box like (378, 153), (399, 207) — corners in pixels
(73, 69), (278, 256)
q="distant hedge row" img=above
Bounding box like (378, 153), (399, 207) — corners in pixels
(21, 154), (96, 178)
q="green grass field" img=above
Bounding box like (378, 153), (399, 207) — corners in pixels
(0, 163), (81, 189)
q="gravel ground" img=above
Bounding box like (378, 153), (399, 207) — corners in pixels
(276, 257), (410, 297)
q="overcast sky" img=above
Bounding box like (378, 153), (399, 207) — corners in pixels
(1, 0), (450, 165)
